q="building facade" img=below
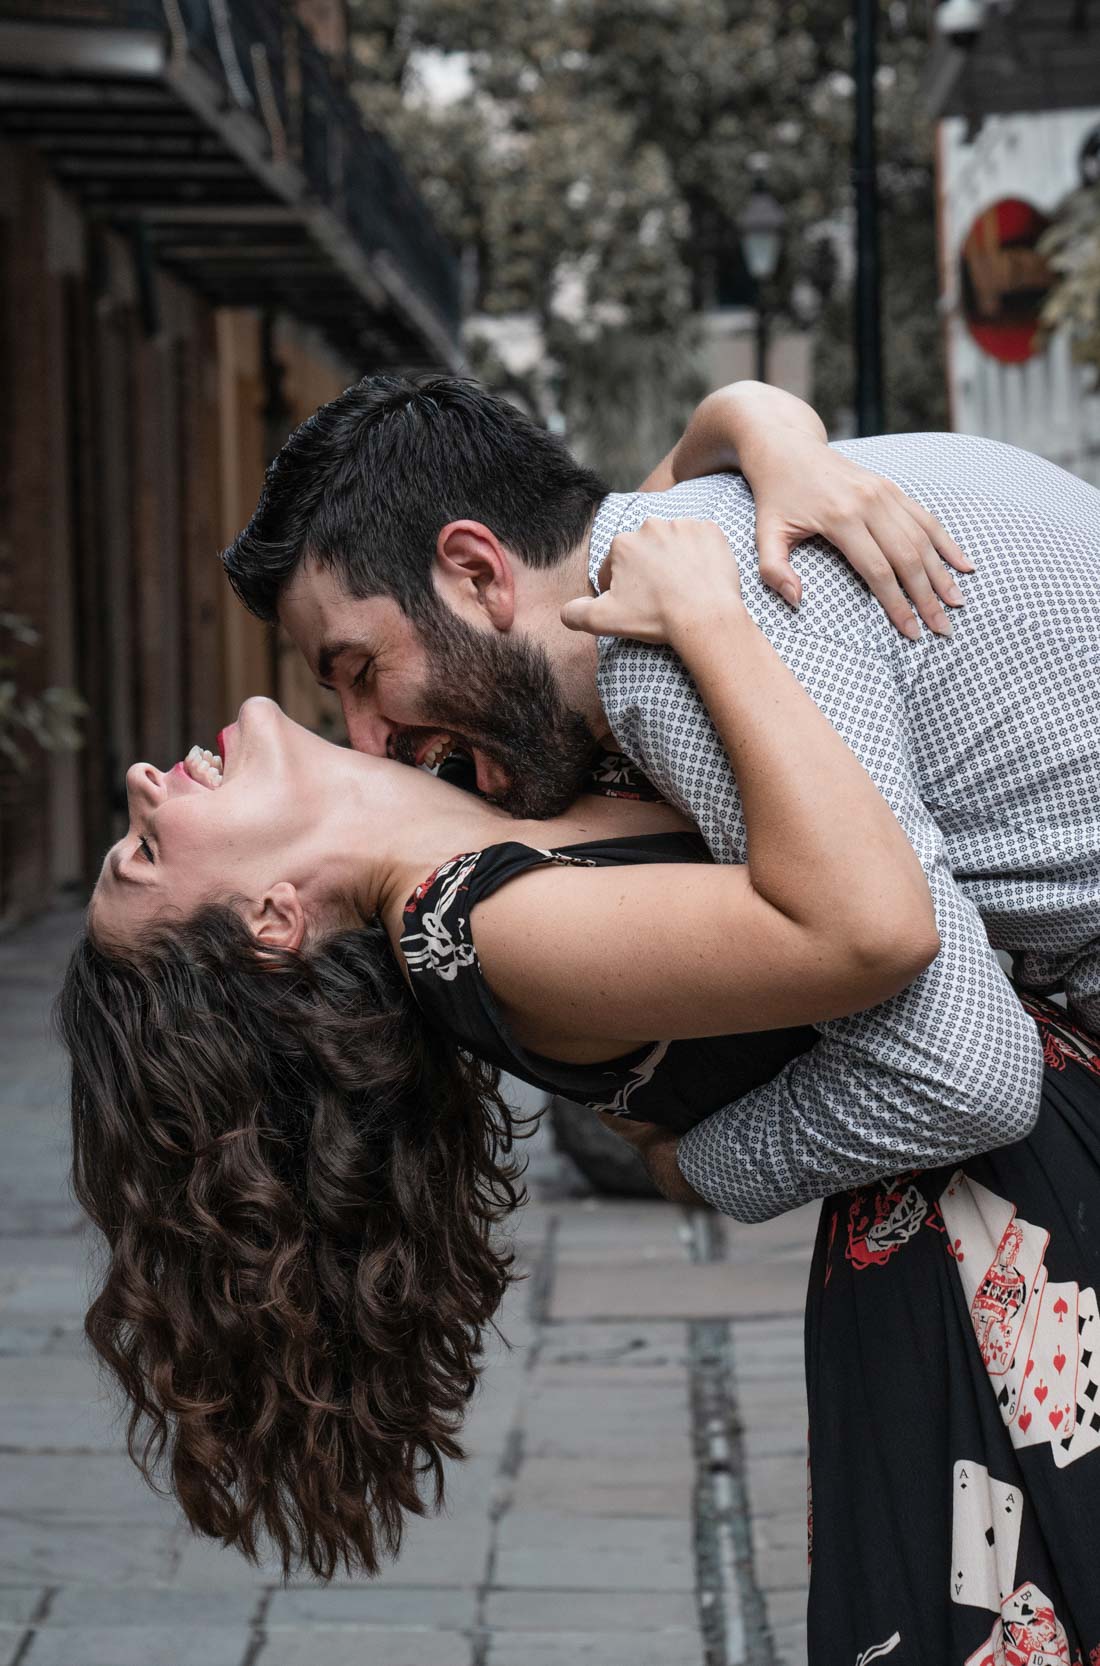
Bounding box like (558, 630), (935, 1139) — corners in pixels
(937, 108), (1100, 483)
(926, 0), (1100, 480)
(0, 0), (461, 927)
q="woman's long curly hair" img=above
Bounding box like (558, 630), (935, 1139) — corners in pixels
(55, 905), (527, 1581)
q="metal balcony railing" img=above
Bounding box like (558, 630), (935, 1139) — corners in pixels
(0, 0), (461, 363)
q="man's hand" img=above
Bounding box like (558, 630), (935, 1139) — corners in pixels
(595, 1112), (707, 1207)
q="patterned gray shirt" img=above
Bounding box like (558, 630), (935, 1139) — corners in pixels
(588, 432), (1100, 1222)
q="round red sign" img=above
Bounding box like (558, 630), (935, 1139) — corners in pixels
(959, 197), (1054, 364)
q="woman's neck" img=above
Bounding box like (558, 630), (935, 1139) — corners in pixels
(345, 755), (694, 947)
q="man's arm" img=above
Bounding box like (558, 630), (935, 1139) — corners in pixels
(675, 872), (1044, 1222)
(1067, 967), (1100, 1039)
(596, 616), (1045, 1224)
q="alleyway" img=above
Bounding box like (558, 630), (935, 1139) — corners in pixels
(0, 909), (815, 1666)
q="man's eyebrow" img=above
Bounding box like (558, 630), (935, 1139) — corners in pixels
(316, 639), (362, 685)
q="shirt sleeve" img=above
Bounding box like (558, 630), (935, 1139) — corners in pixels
(1066, 969), (1100, 1039)
(1010, 934), (1100, 1041)
(597, 628), (1047, 1224)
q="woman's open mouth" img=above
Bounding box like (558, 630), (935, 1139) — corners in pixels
(176, 720), (238, 789)
(182, 745), (223, 789)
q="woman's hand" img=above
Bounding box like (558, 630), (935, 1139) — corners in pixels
(560, 517), (742, 645)
(640, 382), (974, 642)
(740, 423), (972, 641)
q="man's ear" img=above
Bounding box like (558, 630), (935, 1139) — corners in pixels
(433, 520), (516, 632)
(245, 881), (307, 953)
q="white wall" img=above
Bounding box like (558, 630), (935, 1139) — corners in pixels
(940, 109), (1100, 485)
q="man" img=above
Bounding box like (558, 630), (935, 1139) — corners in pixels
(222, 373), (1100, 1222)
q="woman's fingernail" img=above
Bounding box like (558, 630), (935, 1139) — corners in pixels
(779, 580), (799, 607)
(933, 612), (954, 636)
(902, 617), (921, 640)
(946, 583), (965, 605)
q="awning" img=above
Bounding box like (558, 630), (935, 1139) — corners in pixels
(0, 0), (462, 368)
(924, 0), (1100, 122)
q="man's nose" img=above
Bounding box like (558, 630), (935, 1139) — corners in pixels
(342, 706), (395, 758)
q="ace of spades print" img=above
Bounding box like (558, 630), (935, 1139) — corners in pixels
(950, 1463), (1074, 1665)
(951, 1459), (1022, 1612)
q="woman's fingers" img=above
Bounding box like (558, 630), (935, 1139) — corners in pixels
(891, 487), (974, 572)
(560, 589), (661, 640)
(755, 518), (804, 608)
(560, 594), (610, 635)
(868, 506), (960, 635)
(828, 522), (925, 639)
(564, 519), (745, 643)
(569, 497), (968, 643)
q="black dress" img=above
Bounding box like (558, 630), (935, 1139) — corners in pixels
(400, 828), (1100, 1666)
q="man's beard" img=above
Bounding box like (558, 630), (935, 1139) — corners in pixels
(392, 606), (600, 818)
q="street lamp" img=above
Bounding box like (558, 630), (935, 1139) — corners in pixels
(737, 177), (787, 384)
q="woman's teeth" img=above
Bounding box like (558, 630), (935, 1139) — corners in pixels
(422, 736), (455, 770)
(184, 745), (223, 788)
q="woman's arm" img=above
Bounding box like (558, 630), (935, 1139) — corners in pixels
(470, 519), (939, 1058)
(639, 381), (828, 489)
(639, 381), (973, 641)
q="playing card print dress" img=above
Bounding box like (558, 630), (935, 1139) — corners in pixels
(806, 995), (1100, 1666)
(399, 825), (1100, 1666)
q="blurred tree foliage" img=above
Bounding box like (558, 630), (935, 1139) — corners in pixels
(351, 0), (946, 478)
(0, 612), (85, 771)
(1041, 185), (1100, 386)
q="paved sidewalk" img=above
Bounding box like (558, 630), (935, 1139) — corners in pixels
(0, 909), (816, 1666)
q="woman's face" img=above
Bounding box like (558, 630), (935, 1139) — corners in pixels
(92, 698), (344, 945)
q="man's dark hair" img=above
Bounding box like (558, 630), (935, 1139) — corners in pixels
(222, 373), (609, 624)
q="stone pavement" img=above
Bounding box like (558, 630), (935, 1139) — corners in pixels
(0, 909), (817, 1666)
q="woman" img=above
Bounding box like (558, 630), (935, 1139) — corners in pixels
(59, 513), (939, 1589)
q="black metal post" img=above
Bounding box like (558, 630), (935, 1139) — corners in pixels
(755, 294), (769, 384)
(854, 0), (884, 434)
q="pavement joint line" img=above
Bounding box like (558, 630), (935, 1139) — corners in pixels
(238, 1587), (275, 1666)
(0, 1447), (110, 1458)
(691, 1320), (771, 1666)
(7, 1584), (56, 1666)
(687, 1202), (779, 1666)
(471, 1204), (556, 1666)
(543, 1307), (804, 1325)
(523, 1207), (559, 1329)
